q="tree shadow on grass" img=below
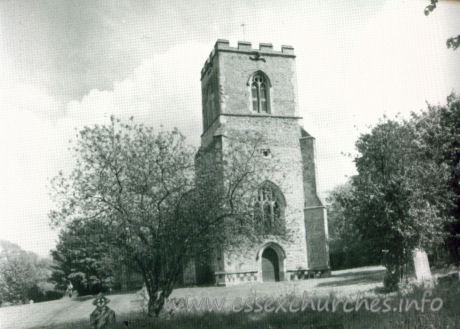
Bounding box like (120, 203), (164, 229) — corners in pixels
(315, 271), (384, 288)
(73, 295), (94, 302)
(330, 268), (385, 279)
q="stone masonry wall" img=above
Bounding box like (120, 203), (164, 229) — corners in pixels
(300, 131), (330, 270)
(304, 207), (330, 269)
(217, 45), (297, 117)
(219, 116), (309, 283)
(197, 40), (330, 285)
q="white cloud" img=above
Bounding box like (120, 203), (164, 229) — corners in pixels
(0, 42), (209, 255)
(0, 85), (63, 255)
(61, 42), (208, 143)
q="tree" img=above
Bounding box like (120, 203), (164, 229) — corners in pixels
(351, 120), (414, 288)
(424, 0), (460, 50)
(50, 219), (118, 295)
(49, 117), (267, 316)
(327, 95), (459, 289)
(326, 181), (379, 269)
(346, 102), (455, 289)
(0, 241), (52, 304)
(411, 93), (460, 262)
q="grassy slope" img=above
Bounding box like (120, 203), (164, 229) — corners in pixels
(3, 266), (458, 329)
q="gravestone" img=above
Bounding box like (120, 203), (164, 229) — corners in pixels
(90, 293), (116, 329)
(412, 248), (432, 284)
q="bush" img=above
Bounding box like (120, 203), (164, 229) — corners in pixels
(27, 283), (63, 303)
(66, 272), (113, 296)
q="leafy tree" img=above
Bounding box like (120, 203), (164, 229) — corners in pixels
(326, 181), (380, 269)
(424, 0), (460, 50)
(345, 98), (456, 289)
(49, 117), (268, 316)
(50, 219), (118, 295)
(0, 241), (53, 304)
(326, 94), (458, 288)
(411, 94), (460, 262)
(350, 120), (414, 288)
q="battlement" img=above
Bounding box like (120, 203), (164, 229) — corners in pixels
(201, 39), (295, 78)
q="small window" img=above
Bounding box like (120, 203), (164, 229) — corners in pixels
(261, 149), (271, 158)
(250, 72), (270, 113)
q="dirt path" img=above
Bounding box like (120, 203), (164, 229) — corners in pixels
(0, 293), (141, 329)
(1, 298), (78, 329)
(0, 266), (385, 329)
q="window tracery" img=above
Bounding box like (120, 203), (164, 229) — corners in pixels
(250, 72), (270, 113)
(253, 182), (285, 234)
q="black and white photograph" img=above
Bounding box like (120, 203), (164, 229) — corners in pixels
(0, 1), (459, 328)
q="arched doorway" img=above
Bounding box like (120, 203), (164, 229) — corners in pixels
(262, 247), (280, 282)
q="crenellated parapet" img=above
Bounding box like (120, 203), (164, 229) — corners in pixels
(201, 39), (295, 79)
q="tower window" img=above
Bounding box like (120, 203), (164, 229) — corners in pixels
(250, 72), (270, 114)
(253, 182), (285, 235)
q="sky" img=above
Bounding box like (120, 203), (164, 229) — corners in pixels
(0, 0), (459, 257)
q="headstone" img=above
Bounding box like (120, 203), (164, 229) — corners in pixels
(90, 293), (116, 329)
(412, 248), (432, 284)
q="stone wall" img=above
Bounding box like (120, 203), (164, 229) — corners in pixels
(304, 207), (330, 269)
(218, 116), (310, 284)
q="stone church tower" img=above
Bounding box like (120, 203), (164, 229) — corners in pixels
(191, 40), (329, 286)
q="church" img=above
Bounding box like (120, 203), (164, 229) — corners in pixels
(186, 40), (330, 286)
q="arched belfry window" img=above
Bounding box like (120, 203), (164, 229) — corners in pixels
(253, 181), (285, 235)
(248, 71), (271, 114)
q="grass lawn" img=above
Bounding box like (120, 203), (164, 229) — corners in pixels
(1, 266), (458, 329)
